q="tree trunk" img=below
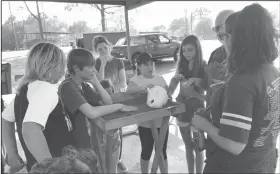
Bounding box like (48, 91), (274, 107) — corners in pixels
(100, 4), (106, 31)
(36, 1), (44, 40)
(8, 2), (19, 50)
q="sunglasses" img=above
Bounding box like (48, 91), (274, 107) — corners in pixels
(217, 32), (230, 41)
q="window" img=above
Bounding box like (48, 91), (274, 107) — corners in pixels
(147, 35), (159, 44)
(115, 38), (126, 46)
(132, 36), (146, 45)
(159, 35), (170, 43)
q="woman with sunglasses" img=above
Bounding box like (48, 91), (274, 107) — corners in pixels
(192, 4), (280, 173)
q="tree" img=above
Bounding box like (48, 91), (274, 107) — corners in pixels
(194, 17), (215, 39)
(270, 11), (279, 30)
(68, 21), (93, 34)
(169, 17), (189, 36)
(45, 16), (68, 32)
(193, 7), (211, 20)
(8, 2), (19, 50)
(2, 16), (25, 51)
(24, 1), (44, 40)
(153, 25), (166, 32)
(190, 7), (211, 34)
(65, 3), (122, 31)
(106, 7), (136, 33)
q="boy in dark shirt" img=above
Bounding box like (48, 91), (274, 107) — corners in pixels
(59, 48), (137, 173)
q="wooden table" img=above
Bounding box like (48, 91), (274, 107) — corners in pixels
(89, 92), (185, 174)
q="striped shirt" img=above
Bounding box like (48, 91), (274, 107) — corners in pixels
(205, 63), (280, 172)
(218, 64), (280, 146)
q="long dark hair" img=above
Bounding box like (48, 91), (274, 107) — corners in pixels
(224, 11), (240, 75)
(92, 35), (112, 52)
(225, 12), (240, 35)
(176, 35), (204, 78)
(228, 3), (278, 74)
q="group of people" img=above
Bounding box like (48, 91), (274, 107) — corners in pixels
(2, 33), (137, 173)
(2, 2), (280, 174)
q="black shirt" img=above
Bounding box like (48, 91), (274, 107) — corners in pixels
(59, 79), (102, 149)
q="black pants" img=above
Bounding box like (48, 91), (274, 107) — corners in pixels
(138, 126), (169, 161)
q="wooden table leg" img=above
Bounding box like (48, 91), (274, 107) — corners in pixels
(90, 122), (120, 174)
(150, 116), (170, 173)
(90, 123), (107, 173)
(106, 130), (120, 174)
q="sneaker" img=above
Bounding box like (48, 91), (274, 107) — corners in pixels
(118, 161), (128, 173)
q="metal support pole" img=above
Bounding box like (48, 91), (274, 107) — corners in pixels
(124, 4), (131, 62)
(123, 4), (139, 136)
(190, 13), (193, 35)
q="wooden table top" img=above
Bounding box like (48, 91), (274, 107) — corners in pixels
(91, 92), (185, 131)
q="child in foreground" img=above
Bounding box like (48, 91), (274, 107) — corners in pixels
(168, 35), (208, 174)
(59, 48), (137, 173)
(127, 52), (169, 173)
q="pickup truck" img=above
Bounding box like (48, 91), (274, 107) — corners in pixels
(111, 33), (181, 65)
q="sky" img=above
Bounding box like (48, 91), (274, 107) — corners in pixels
(1, 1), (279, 31)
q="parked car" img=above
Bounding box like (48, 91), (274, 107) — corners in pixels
(111, 33), (181, 66)
(171, 35), (184, 42)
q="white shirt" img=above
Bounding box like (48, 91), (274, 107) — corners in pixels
(2, 80), (59, 129)
(129, 75), (168, 128)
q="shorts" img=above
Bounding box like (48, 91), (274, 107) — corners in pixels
(176, 97), (204, 123)
(176, 119), (190, 127)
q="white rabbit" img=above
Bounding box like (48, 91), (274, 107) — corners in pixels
(146, 86), (169, 108)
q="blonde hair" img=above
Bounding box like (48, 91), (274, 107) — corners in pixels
(17, 42), (66, 92)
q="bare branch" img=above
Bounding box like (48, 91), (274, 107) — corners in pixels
(64, 3), (79, 11)
(104, 5), (122, 10)
(92, 4), (101, 11)
(105, 11), (116, 15)
(24, 1), (38, 20)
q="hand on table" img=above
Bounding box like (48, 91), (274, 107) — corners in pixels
(120, 105), (138, 112)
